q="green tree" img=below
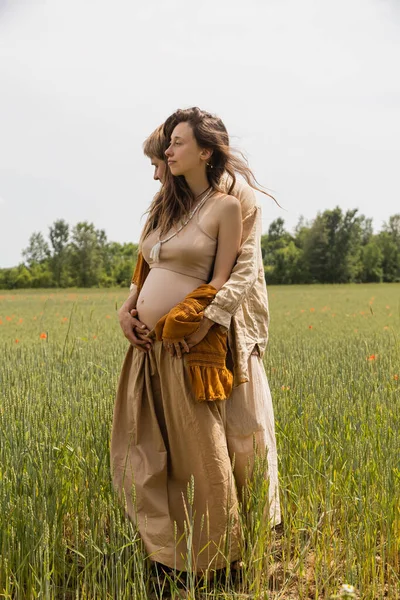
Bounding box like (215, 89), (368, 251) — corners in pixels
(5, 210), (400, 289)
(69, 222), (105, 287)
(383, 214), (400, 244)
(22, 232), (50, 268)
(271, 241), (303, 284)
(261, 219), (298, 283)
(377, 231), (400, 282)
(301, 207), (363, 283)
(49, 219), (70, 286)
(267, 218), (288, 245)
(359, 216), (374, 246)
(360, 239), (383, 282)
(109, 242), (138, 287)
(29, 263), (55, 288)
(300, 214), (329, 283)
(0, 265), (32, 289)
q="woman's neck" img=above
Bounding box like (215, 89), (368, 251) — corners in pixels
(184, 169), (210, 198)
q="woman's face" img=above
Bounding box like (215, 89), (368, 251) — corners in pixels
(165, 122), (210, 177)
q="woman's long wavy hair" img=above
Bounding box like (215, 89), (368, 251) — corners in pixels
(140, 107), (277, 243)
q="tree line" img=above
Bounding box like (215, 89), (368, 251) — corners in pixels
(1, 207), (400, 289)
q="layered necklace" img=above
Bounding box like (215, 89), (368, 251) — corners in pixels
(149, 187), (214, 263)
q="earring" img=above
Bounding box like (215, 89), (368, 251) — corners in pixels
(207, 162), (214, 169)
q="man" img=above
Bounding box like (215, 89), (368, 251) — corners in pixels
(118, 123), (281, 526)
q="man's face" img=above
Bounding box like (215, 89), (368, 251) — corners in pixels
(151, 157), (166, 183)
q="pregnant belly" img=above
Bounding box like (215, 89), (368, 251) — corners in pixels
(137, 268), (206, 330)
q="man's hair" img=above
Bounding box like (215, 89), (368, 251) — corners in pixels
(142, 125), (168, 161)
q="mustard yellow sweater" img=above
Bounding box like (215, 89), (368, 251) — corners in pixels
(132, 253), (232, 402)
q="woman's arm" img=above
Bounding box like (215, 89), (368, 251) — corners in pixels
(209, 195), (242, 290)
(203, 183), (261, 330)
(183, 195), (242, 350)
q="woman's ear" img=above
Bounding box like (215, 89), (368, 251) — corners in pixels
(200, 148), (213, 162)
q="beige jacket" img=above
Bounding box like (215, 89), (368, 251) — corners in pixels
(204, 179), (270, 387)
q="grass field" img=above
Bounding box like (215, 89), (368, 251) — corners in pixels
(1, 284), (399, 599)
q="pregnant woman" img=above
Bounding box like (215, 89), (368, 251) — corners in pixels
(111, 107), (278, 574)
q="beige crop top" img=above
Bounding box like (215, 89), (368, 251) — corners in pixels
(141, 197), (218, 281)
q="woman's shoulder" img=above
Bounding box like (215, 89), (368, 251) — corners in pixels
(212, 191), (241, 213)
(218, 176), (257, 216)
(213, 190), (241, 205)
(211, 192), (241, 226)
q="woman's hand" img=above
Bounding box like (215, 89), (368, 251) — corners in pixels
(118, 307), (151, 353)
(130, 309), (153, 347)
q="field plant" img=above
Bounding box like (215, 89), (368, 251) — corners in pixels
(0, 284), (399, 599)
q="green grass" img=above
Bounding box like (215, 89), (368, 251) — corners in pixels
(0, 284), (399, 599)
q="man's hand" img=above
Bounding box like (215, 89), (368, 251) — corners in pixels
(163, 338), (190, 359)
(184, 317), (215, 352)
(118, 307), (151, 352)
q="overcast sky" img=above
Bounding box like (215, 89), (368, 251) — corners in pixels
(0, 0), (399, 267)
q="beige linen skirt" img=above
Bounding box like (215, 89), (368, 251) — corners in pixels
(110, 342), (280, 572)
(111, 341), (241, 572)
